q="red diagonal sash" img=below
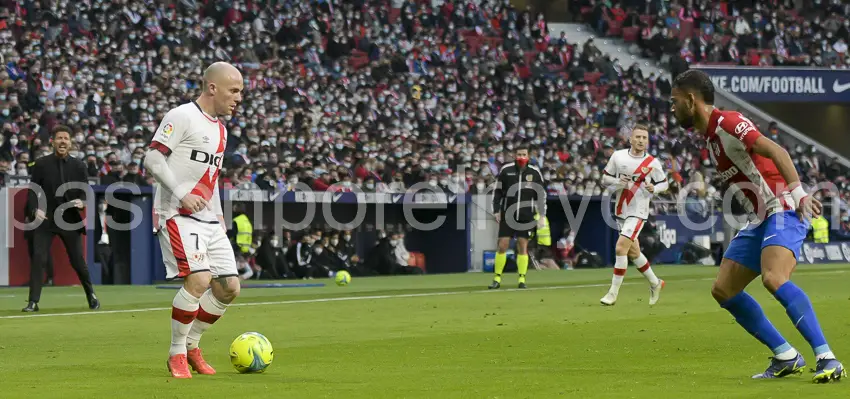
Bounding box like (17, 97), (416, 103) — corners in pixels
(616, 156), (655, 215)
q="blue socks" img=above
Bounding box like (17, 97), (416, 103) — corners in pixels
(774, 281), (832, 357)
(722, 292), (790, 355)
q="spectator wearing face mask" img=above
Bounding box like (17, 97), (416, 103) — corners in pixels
(287, 233), (318, 279)
(310, 242), (338, 277)
(0, 157), (10, 187)
(470, 178), (489, 194)
(362, 231), (423, 276)
(326, 232), (360, 274)
(255, 233), (291, 280)
(362, 177), (378, 192)
(393, 232), (411, 268)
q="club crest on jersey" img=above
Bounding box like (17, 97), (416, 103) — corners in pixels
(640, 167), (649, 174)
(159, 122), (174, 139)
(525, 174), (533, 182)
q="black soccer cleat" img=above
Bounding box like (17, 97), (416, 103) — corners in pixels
(488, 281), (501, 289)
(88, 294), (101, 310)
(518, 282), (527, 289)
(22, 301), (39, 312)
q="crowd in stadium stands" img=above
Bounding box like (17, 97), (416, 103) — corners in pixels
(239, 226), (427, 279)
(0, 0), (848, 233)
(581, 0), (850, 68)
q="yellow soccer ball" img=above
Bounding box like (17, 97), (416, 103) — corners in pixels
(229, 332), (274, 374)
(335, 270), (352, 286)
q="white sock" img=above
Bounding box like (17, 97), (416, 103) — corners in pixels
(170, 287), (200, 357)
(816, 351), (836, 361)
(186, 290), (228, 351)
(610, 255), (628, 295)
(775, 347), (799, 361)
(633, 253), (660, 286)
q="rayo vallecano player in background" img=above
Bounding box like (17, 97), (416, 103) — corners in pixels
(145, 62), (244, 379)
(600, 123), (668, 306)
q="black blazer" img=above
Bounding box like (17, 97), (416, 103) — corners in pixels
(26, 153), (89, 232)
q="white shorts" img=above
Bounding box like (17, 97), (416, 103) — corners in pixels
(158, 216), (237, 280)
(616, 216), (646, 241)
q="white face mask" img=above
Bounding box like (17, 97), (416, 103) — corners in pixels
(270, 239), (279, 247)
(314, 247), (323, 255)
(330, 239), (338, 246)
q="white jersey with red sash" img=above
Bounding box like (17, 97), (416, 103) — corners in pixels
(603, 149), (667, 220)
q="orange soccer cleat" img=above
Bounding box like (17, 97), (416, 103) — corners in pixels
(167, 354), (192, 379)
(187, 348), (217, 375)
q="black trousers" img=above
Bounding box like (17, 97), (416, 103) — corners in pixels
(96, 243), (113, 284)
(27, 233), (54, 281)
(107, 226), (131, 284)
(29, 224), (95, 303)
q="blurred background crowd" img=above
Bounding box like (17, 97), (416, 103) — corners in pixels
(1, 0), (849, 237)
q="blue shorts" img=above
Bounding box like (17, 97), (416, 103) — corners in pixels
(724, 211), (809, 273)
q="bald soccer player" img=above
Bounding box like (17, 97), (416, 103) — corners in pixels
(145, 62), (244, 378)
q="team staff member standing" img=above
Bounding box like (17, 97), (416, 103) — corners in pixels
(23, 125), (100, 312)
(489, 144), (547, 289)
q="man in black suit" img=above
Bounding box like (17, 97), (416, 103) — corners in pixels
(23, 125), (99, 312)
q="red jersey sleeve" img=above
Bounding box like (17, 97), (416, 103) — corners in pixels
(719, 112), (762, 150)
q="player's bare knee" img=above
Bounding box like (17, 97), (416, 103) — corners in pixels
(710, 281), (733, 304)
(761, 272), (788, 294)
(627, 244), (640, 260)
(183, 273), (211, 297)
(615, 238), (631, 256)
(497, 239), (510, 253)
(211, 276), (240, 303)
(516, 239), (528, 254)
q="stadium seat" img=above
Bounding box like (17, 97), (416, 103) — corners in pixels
(409, 252), (426, 272)
(622, 26), (639, 42)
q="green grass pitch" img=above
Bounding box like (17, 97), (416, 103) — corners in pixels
(1, 264), (849, 398)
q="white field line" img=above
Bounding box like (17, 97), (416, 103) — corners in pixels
(0, 270), (844, 320)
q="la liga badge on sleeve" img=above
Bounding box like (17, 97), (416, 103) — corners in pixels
(160, 122), (174, 139)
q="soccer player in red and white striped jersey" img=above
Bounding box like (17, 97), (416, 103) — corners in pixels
(671, 69), (843, 382)
(599, 124), (668, 306)
(144, 62), (244, 379)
